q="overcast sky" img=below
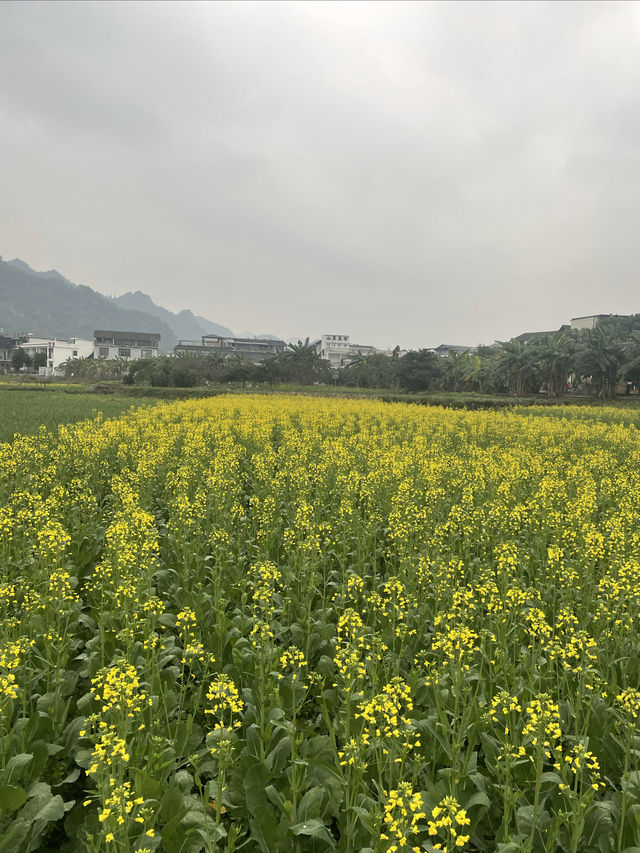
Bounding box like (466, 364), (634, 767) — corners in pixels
(1, 1), (639, 348)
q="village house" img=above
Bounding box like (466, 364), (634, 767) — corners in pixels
(174, 334), (286, 363)
(313, 335), (377, 368)
(20, 334), (94, 374)
(432, 344), (475, 357)
(93, 330), (161, 360)
(313, 334), (400, 368)
(0, 333), (26, 372)
(313, 334), (352, 368)
(570, 314), (614, 330)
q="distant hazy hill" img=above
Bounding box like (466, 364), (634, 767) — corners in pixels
(0, 256), (232, 351)
(115, 291), (232, 340)
(238, 331), (284, 341)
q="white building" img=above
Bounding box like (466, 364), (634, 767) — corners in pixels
(570, 314), (613, 331)
(93, 330), (161, 360)
(314, 334), (402, 369)
(20, 334), (94, 374)
(313, 334), (355, 368)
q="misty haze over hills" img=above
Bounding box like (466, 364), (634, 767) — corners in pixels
(113, 290), (232, 342)
(0, 256), (233, 350)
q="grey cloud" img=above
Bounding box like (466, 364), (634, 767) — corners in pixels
(1, 0), (639, 348)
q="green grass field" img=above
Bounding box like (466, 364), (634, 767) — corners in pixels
(0, 388), (149, 442)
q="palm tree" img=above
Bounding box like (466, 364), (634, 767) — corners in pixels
(277, 339), (330, 384)
(530, 332), (577, 398)
(574, 325), (622, 400)
(441, 350), (480, 393)
(621, 329), (640, 392)
(64, 356), (95, 379)
(622, 329), (640, 370)
(492, 340), (538, 397)
(340, 353), (399, 389)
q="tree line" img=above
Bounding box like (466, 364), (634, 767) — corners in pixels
(56, 315), (640, 399)
(384, 314), (640, 400)
(342, 315), (640, 399)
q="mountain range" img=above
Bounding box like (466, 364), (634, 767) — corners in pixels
(0, 255), (233, 351)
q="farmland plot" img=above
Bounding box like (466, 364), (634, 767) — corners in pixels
(1, 396), (640, 852)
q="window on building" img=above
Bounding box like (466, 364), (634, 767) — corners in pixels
(99, 347), (109, 357)
(141, 349), (152, 358)
(72, 350), (78, 357)
(118, 348), (131, 358)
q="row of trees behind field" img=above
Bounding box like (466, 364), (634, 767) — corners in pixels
(62, 314), (640, 399)
(348, 314), (640, 398)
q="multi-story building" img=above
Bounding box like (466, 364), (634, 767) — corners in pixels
(174, 334), (286, 363)
(93, 330), (161, 360)
(20, 334), (94, 371)
(0, 334), (26, 372)
(313, 334), (401, 368)
(313, 334), (353, 368)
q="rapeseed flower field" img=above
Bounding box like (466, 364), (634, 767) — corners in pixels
(1, 395), (640, 852)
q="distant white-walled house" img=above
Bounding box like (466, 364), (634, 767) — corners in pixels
(20, 334), (94, 374)
(313, 334), (402, 368)
(313, 334), (352, 368)
(93, 330), (161, 360)
(570, 314), (614, 331)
